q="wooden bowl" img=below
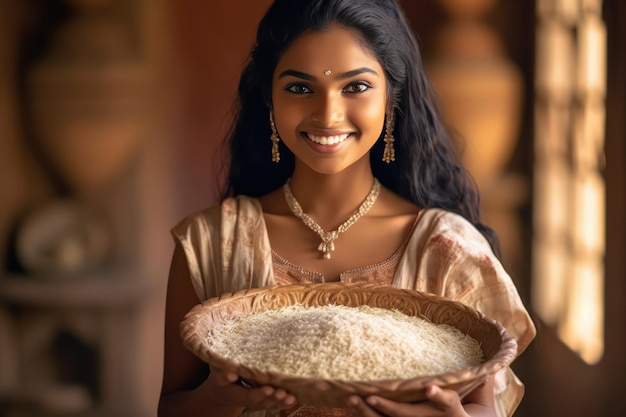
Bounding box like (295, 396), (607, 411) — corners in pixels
(180, 283), (517, 407)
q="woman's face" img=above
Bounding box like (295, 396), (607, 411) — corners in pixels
(271, 26), (388, 175)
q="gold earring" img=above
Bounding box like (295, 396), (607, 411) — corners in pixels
(382, 112), (395, 163)
(269, 111), (280, 163)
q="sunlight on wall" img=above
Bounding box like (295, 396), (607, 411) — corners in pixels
(533, 0), (606, 364)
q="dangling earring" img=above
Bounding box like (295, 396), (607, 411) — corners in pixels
(382, 111), (395, 163)
(269, 111), (280, 163)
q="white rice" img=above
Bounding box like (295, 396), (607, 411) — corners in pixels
(207, 304), (483, 381)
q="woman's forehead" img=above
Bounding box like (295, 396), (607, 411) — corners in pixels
(274, 26), (381, 76)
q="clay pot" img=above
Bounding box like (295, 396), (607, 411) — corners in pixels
(28, 63), (146, 193)
(25, 3), (146, 194)
(427, 23), (523, 191)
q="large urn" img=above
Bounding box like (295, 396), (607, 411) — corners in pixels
(26, 0), (146, 195)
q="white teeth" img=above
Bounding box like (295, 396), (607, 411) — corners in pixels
(307, 133), (350, 145)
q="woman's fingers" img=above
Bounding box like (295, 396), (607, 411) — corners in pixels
(356, 395), (424, 417)
(208, 365), (239, 386)
(216, 371), (239, 387)
(424, 385), (461, 411)
(206, 368), (297, 410)
(347, 395), (383, 417)
(347, 387), (465, 417)
(245, 386), (297, 411)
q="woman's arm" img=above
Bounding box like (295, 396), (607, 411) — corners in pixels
(158, 243), (245, 417)
(158, 243), (296, 417)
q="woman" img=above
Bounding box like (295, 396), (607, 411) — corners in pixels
(158, 0), (536, 416)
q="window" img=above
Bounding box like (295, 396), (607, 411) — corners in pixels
(532, 0), (606, 364)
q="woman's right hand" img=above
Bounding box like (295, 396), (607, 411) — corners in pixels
(206, 367), (298, 412)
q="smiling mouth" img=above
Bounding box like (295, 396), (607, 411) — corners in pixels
(305, 133), (351, 145)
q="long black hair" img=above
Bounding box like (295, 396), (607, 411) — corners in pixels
(219, 0), (501, 257)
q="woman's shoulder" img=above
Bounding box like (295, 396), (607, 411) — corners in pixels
(421, 208), (475, 228)
(172, 196), (264, 232)
(417, 208), (492, 252)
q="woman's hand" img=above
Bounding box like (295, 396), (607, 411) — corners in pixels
(347, 385), (467, 417)
(205, 367), (298, 412)
(347, 382), (496, 417)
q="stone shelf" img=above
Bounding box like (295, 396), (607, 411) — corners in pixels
(0, 269), (157, 417)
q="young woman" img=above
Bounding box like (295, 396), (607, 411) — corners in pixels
(158, 1), (536, 416)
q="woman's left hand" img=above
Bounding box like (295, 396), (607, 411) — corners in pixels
(347, 385), (468, 417)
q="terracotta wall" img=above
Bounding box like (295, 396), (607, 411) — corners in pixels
(169, 0), (274, 214)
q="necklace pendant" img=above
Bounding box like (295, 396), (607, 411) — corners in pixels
(318, 241), (333, 259)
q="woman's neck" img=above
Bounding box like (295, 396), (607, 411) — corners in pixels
(286, 165), (377, 228)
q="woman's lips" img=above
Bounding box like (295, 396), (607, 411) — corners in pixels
(305, 132), (351, 145)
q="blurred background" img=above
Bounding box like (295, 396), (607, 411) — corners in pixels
(0, 0), (624, 416)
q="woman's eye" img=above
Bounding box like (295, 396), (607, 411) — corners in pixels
(286, 84), (313, 94)
(344, 82), (371, 93)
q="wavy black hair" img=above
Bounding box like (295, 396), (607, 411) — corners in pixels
(218, 0), (501, 257)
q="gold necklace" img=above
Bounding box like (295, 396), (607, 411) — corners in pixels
(283, 178), (381, 260)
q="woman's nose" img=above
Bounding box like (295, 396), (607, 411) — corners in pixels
(311, 93), (345, 126)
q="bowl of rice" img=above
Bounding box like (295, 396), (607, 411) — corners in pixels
(180, 283), (517, 407)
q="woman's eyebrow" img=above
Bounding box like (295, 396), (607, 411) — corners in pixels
(336, 67), (379, 79)
(278, 69), (315, 80)
(278, 67), (379, 80)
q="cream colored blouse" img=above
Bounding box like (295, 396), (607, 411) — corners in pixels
(171, 196), (536, 417)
